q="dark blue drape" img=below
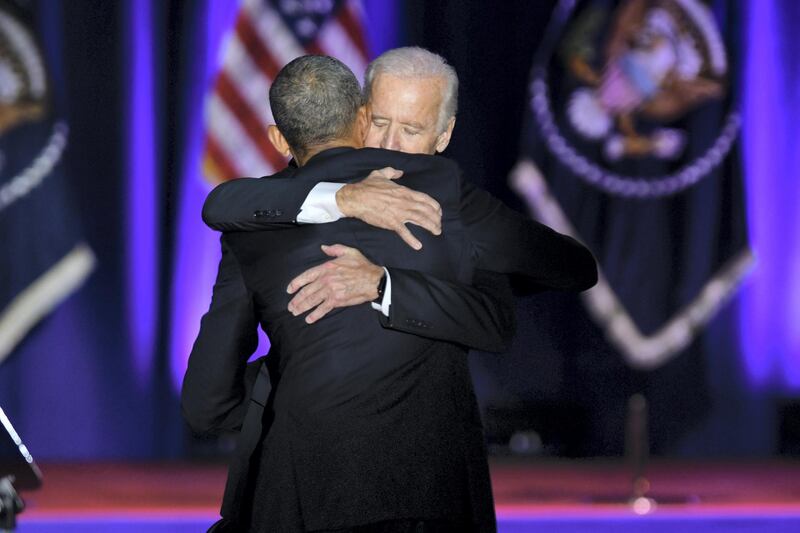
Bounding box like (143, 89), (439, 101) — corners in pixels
(0, 0), (796, 460)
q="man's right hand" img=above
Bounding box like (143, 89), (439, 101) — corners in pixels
(335, 167), (442, 250)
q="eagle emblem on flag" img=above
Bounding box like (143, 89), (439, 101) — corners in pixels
(563, 0), (728, 161)
(512, 0), (752, 369)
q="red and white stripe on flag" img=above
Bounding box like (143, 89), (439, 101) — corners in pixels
(203, 0), (370, 184)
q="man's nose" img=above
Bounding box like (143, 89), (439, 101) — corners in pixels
(381, 130), (400, 151)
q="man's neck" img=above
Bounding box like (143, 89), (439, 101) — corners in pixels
(295, 138), (362, 166)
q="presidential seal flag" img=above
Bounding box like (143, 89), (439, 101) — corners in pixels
(0, 3), (94, 364)
(512, 0), (751, 371)
(203, 0), (370, 184)
(507, 0), (752, 453)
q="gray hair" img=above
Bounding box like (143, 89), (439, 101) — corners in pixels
(364, 47), (458, 133)
(269, 55), (363, 157)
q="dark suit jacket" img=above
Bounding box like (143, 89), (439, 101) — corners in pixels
(183, 147), (597, 531)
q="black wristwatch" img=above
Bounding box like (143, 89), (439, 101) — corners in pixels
(373, 271), (387, 303)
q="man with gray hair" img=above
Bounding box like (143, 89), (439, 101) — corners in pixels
(362, 46), (458, 155)
(189, 51), (596, 532)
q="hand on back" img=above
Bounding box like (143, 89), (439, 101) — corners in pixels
(336, 167), (442, 250)
(287, 244), (384, 324)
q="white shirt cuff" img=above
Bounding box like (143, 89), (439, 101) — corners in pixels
(296, 182), (346, 223)
(370, 268), (391, 317)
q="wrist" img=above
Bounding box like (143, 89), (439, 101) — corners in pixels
(372, 267), (386, 302)
(336, 184), (357, 218)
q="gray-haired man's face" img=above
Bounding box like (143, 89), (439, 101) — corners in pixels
(365, 73), (454, 156)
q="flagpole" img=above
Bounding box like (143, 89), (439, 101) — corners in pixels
(625, 393), (655, 514)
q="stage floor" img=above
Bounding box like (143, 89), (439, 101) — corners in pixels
(16, 459), (800, 532)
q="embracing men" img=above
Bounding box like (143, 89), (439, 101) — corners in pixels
(183, 49), (596, 533)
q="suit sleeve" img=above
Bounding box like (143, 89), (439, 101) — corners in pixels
(379, 268), (516, 353)
(181, 237), (260, 436)
(202, 176), (316, 231)
(460, 179), (598, 291)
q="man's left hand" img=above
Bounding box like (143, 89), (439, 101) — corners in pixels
(287, 244), (384, 324)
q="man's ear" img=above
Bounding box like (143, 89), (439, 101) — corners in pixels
(355, 105), (370, 144)
(267, 125), (292, 157)
(434, 116), (456, 153)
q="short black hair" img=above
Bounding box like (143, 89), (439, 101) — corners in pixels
(269, 55), (363, 158)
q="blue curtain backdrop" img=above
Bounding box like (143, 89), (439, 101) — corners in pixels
(0, 0), (796, 460)
(740, 0), (800, 391)
(0, 1), (145, 459)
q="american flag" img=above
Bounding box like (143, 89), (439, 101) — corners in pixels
(203, 0), (370, 184)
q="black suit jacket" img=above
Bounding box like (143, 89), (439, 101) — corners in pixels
(183, 147), (597, 531)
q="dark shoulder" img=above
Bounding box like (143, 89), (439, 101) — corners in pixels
(207, 167), (292, 198)
(359, 149), (463, 205)
(202, 167), (295, 226)
(228, 166), (294, 184)
(358, 148), (460, 175)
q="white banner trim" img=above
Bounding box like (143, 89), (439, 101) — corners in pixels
(511, 159), (754, 370)
(0, 243), (96, 364)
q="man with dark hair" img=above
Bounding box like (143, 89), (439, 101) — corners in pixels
(267, 55), (364, 162)
(184, 55), (596, 532)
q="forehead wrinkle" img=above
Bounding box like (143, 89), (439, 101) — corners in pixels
(367, 76), (444, 138)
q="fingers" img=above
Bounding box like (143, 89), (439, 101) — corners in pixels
(399, 191), (441, 236)
(394, 224), (423, 251)
(305, 300), (335, 324)
(369, 167), (403, 180)
(382, 180), (441, 216)
(408, 189), (442, 217)
(384, 167), (403, 180)
(347, 175), (444, 243)
(403, 204), (442, 236)
(321, 244), (356, 258)
(288, 280), (326, 316)
(287, 264), (324, 294)
(288, 247), (381, 320)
